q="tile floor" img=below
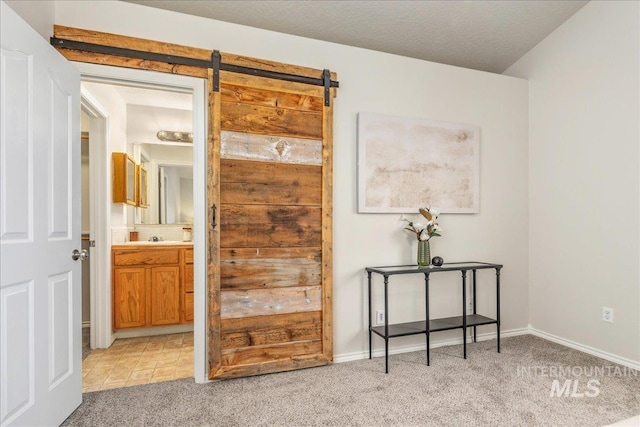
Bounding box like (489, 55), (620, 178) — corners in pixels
(82, 333), (193, 392)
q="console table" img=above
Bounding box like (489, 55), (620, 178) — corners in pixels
(366, 262), (502, 373)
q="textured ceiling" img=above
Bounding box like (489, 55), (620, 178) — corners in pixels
(121, 0), (587, 74)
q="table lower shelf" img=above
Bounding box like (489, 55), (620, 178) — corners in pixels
(370, 314), (496, 339)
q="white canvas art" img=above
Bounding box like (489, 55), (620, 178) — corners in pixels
(357, 113), (480, 213)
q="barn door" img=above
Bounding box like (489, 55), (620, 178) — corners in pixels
(47, 25), (336, 380)
(208, 61), (335, 379)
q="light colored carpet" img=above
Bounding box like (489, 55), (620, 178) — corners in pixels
(63, 335), (639, 426)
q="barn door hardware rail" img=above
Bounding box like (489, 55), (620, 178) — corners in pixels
(50, 37), (212, 68)
(50, 38), (339, 105)
(210, 51), (339, 106)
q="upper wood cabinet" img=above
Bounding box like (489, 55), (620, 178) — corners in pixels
(137, 164), (148, 208)
(112, 152), (137, 205)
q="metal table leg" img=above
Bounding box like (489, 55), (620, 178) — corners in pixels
(425, 272), (430, 366)
(462, 270), (467, 359)
(472, 269), (477, 343)
(384, 274), (389, 373)
(496, 268), (501, 353)
(368, 271), (372, 359)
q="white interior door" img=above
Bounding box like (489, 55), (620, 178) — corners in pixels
(0, 3), (82, 426)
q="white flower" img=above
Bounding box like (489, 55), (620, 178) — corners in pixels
(402, 205), (442, 241)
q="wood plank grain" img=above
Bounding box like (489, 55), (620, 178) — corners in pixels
(208, 70), (223, 379)
(185, 248), (194, 264)
(221, 101), (322, 140)
(221, 71), (324, 98)
(220, 131), (322, 165)
(113, 267), (146, 329)
(221, 204), (320, 226)
(221, 223), (320, 248)
(54, 25), (211, 60)
(184, 263), (194, 292)
(220, 159), (321, 205)
(113, 248), (180, 266)
(221, 311), (322, 349)
(221, 52), (337, 80)
(53, 49), (208, 78)
(220, 204), (321, 248)
(220, 249), (321, 290)
(221, 84), (323, 112)
(322, 90), (335, 361)
(221, 286), (321, 319)
(184, 292), (194, 322)
(221, 247), (321, 260)
(221, 52), (336, 81)
(149, 266), (180, 326)
(211, 354), (330, 379)
(221, 340), (322, 366)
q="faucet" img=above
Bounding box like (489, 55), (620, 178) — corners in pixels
(150, 236), (159, 242)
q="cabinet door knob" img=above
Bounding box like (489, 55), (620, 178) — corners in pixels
(211, 204), (217, 229)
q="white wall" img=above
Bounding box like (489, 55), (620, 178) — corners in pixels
(127, 104), (192, 143)
(5, 1), (54, 40)
(81, 81), (128, 233)
(55, 0), (529, 359)
(505, 1), (640, 364)
(180, 177), (194, 224)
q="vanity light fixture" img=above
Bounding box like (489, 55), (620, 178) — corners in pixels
(156, 130), (193, 143)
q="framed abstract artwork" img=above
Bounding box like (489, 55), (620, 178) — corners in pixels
(357, 112), (480, 214)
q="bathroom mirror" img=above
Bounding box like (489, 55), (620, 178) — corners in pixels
(135, 143), (193, 225)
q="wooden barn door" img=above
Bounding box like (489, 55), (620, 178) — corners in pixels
(48, 26), (337, 380)
(208, 60), (335, 379)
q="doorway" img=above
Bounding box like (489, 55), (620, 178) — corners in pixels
(76, 63), (208, 386)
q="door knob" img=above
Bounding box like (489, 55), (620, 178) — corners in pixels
(72, 249), (89, 261)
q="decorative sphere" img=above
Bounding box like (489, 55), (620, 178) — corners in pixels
(432, 256), (444, 266)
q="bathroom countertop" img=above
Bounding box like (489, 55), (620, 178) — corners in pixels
(113, 241), (193, 246)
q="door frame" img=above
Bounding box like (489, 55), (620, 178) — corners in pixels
(74, 62), (208, 383)
(80, 88), (111, 350)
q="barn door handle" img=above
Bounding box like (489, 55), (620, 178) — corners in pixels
(211, 204), (217, 229)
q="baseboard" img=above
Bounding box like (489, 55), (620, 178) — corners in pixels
(529, 326), (640, 371)
(333, 326), (530, 364)
(114, 323), (194, 340)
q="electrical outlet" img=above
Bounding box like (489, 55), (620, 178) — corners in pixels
(376, 310), (385, 325)
(467, 298), (474, 313)
(602, 307), (614, 323)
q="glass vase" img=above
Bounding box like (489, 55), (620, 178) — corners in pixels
(417, 240), (431, 268)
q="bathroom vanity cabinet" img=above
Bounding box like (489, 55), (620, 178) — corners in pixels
(112, 244), (194, 329)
